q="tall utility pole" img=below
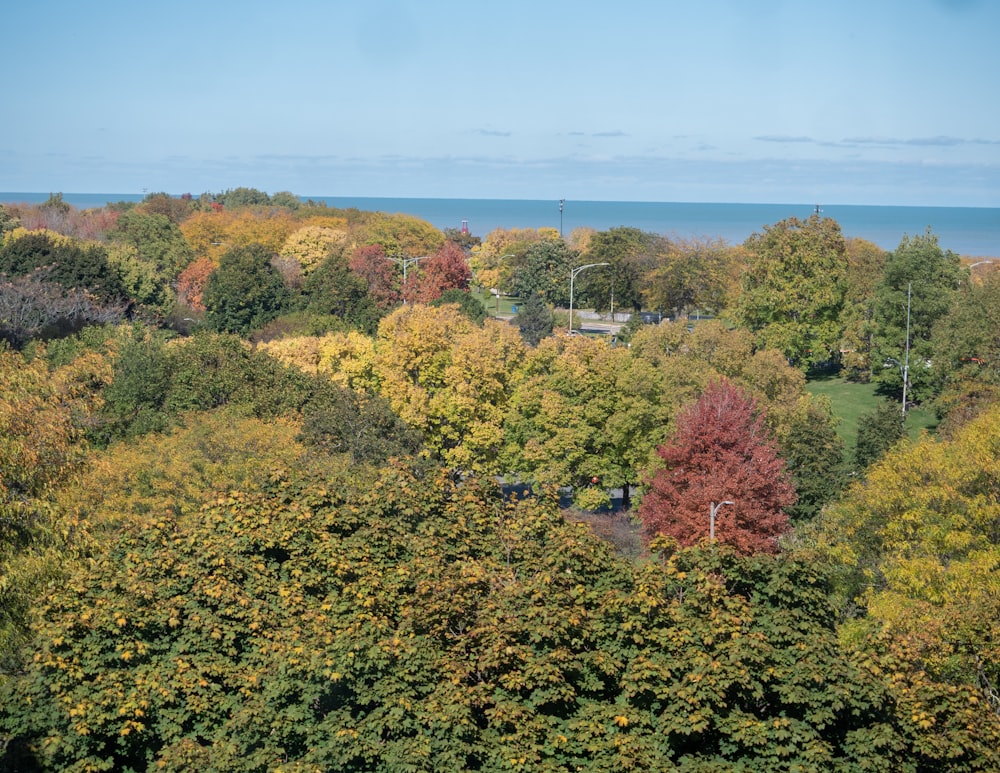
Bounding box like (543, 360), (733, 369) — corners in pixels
(569, 262), (608, 333)
(559, 199), (565, 238)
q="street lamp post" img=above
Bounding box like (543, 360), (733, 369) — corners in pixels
(386, 255), (429, 304)
(559, 199), (565, 237)
(569, 262), (609, 333)
(709, 500), (734, 543)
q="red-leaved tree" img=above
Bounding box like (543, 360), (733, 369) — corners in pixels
(639, 379), (795, 554)
(410, 241), (472, 303)
(349, 244), (400, 310)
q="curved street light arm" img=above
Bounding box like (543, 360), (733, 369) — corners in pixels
(568, 262), (609, 333)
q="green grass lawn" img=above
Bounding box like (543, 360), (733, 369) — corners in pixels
(805, 371), (937, 450)
(472, 287), (523, 316)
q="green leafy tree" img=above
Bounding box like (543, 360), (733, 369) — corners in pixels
(96, 326), (175, 440)
(1, 347), (108, 668)
(356, 212), (445, 261)
(93, 327), (318, 445)
(0, 230), (126, 305)
(508, 238), (577, 307)
(735, 214), (849, 369)
(429, 320), (527, 473)
(627, 320), (809, 444)
(838, 238), (889, 379)
(369, 305), (528, 472)
(106, 208), (194, 276)
(299, 250), (381, 333)
(430, 288), (487, 324)
(0, 204), (20, 236)
(502, 335), (666, 507)
(212, 186), (273, 207)
(442, 225), (480, 251)
(580, 227), (665, 312)
(298, 386), (423, 464)
(270, 190), (302, 210)
(808, 404), (1000, 715)
(40, 192), (70, 215)
(872, 229), (965, 402)
(105, 241), (175, 314)
(930, 271), (1000, 430)
(645, 236), (739, 320)
(5, 463), (998, 770)
(203, 244), (290, 335)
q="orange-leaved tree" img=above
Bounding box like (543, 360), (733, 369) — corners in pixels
(639, 379), (795, 554)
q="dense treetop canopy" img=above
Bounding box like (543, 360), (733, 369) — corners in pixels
(3, 192), (1000, 769)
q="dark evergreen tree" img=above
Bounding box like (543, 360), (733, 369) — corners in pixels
(854, 399), (907, 471)
(0, 231), (126, 304)
(300, 252), (380, 333)
(512, 290), (553, 346)
(780, 400), (847, 521)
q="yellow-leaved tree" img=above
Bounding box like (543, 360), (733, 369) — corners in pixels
(279, 225), (347, 276)
(317, 329), (379, 391)
(372, 304), (473, 433)
(179, 209), (296, 263)
(54, 410), (318, 534)
(808, 404), (1000, 710)
(428, 319), (527, 473)
(0, 347), (111, 665)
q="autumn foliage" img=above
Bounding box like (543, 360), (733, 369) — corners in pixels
(174, 256), (214, 310)
(6, 194), (1000, 769)
(409, 241), (472, 303)
(349, 244), (400, 309)
(639, 379), (795, 553)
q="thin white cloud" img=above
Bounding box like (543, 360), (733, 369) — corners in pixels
(754, 135), (816, 144)
(843, 135), (1000, 147)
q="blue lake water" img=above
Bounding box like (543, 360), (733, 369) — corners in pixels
(3, 192), (998, 257)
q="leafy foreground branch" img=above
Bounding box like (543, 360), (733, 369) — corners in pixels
(3, 463), (998, 771)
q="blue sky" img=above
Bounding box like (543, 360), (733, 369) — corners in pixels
(3, 0), (998, 206)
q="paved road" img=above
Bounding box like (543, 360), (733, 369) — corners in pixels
(578, 321), (624, 336)
(492, 314), (624, 337)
